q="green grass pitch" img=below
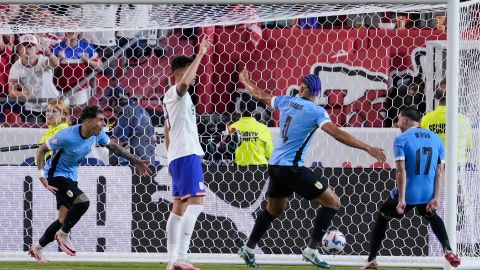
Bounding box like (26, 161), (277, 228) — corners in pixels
(0, 262), (441, 270)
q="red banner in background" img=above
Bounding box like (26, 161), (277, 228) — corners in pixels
(195, 27), (446, 127)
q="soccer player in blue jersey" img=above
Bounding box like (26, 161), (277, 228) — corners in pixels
(361, 106), (461, 270)
(28, 105), (152, 263)
(237, 69), (386, 268)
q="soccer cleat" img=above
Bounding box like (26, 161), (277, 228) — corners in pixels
(170, 261), (200, 270)
(360, 260), (379, 270)
(445, 251), (461, 268)
(28, 244), (48, 263)
(55, 230), (76, 256)
(238, 246), (259, 268)
(302, 248), (331, 269)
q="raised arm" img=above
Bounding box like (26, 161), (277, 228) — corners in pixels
(321, 122), (386, 162)
(239, 69), (274, 109)
(177, 36), (211, 95)
(105, 141), (152, 176)
(43, 47), (60, 69)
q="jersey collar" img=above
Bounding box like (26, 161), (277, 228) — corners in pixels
(79, 125), (88, 140)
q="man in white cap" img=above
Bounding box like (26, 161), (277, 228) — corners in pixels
(8, 34), (61, 123)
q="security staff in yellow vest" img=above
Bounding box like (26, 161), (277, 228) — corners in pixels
(227, 100), (273, 166)
(420, 79), (473, 164)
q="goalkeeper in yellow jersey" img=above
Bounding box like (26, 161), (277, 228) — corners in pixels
(37, 99), (71, 163)
(420, 79), (473, 164)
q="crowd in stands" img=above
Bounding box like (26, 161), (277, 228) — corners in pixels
(0, 4), (458, 166)
(0, 4), (171, 126)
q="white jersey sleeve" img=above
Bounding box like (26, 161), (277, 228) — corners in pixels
(163, 85), (204, 164)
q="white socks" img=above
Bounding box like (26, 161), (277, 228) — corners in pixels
(166, 212), (182, 266)
(177, 205), (203, 261)
(166, 205), (204, 265)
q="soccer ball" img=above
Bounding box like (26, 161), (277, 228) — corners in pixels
(321, 230), (346, 254)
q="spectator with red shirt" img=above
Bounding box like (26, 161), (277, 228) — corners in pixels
(52, 32), (102, 106)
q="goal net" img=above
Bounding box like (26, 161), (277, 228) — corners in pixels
(0, 2), (478, 268)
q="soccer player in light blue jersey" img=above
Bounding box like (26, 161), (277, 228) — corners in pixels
(361, 106), (461, 269)
(29, 105), (152, 263)
(237, 69), (386, 269)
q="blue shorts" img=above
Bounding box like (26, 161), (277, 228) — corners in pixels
(169, 154), (206, 200)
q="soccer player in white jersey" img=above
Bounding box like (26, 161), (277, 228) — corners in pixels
(162, 37), (211, 270)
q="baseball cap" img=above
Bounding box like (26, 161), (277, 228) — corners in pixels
(19, 34), (39, 46)
(302, 74), (322, 96)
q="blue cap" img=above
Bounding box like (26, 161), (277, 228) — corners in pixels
(302, 74), (322, 96)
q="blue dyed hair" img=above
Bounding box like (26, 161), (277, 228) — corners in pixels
(302, 74), (322, 96)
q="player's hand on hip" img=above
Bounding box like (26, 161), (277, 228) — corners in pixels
(396, 199), (406, 215)
(367, 146), (386, 162)
(134, 160), (153, 176)
(426, 198), (439, 213)
(40, 177), (58, 194)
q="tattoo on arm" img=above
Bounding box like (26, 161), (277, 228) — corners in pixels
(36, 144), (48, 171)
(106, 142), (139, 163)
(37, 158), (45, 172)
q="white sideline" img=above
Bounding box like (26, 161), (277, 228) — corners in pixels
(0, 252), (448, 267)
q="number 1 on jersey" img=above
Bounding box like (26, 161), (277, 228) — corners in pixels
(415, 146), (433, 175)
(282, 116), (292, 143)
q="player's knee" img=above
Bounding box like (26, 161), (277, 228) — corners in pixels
(331, 195), (341, 210)
(266, 205), (285, 217)
(321, 194), (341, 210)
(58, 213), (67, 224)
(58, 216), (65, 224)
(58, 206), (68, 224)
(73, 197), (90, 212)
(266, 200), (287, 217)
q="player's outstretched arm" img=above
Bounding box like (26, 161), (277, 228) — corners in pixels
(177, 36), (211, 95)
(395, 160), (407, 214)
(36, 144), (58, 194)
(321, 122), (386, 162)
(239, 69), (274, 109)
(105, 141), (153, 176)
(427, 163), (445, 213)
